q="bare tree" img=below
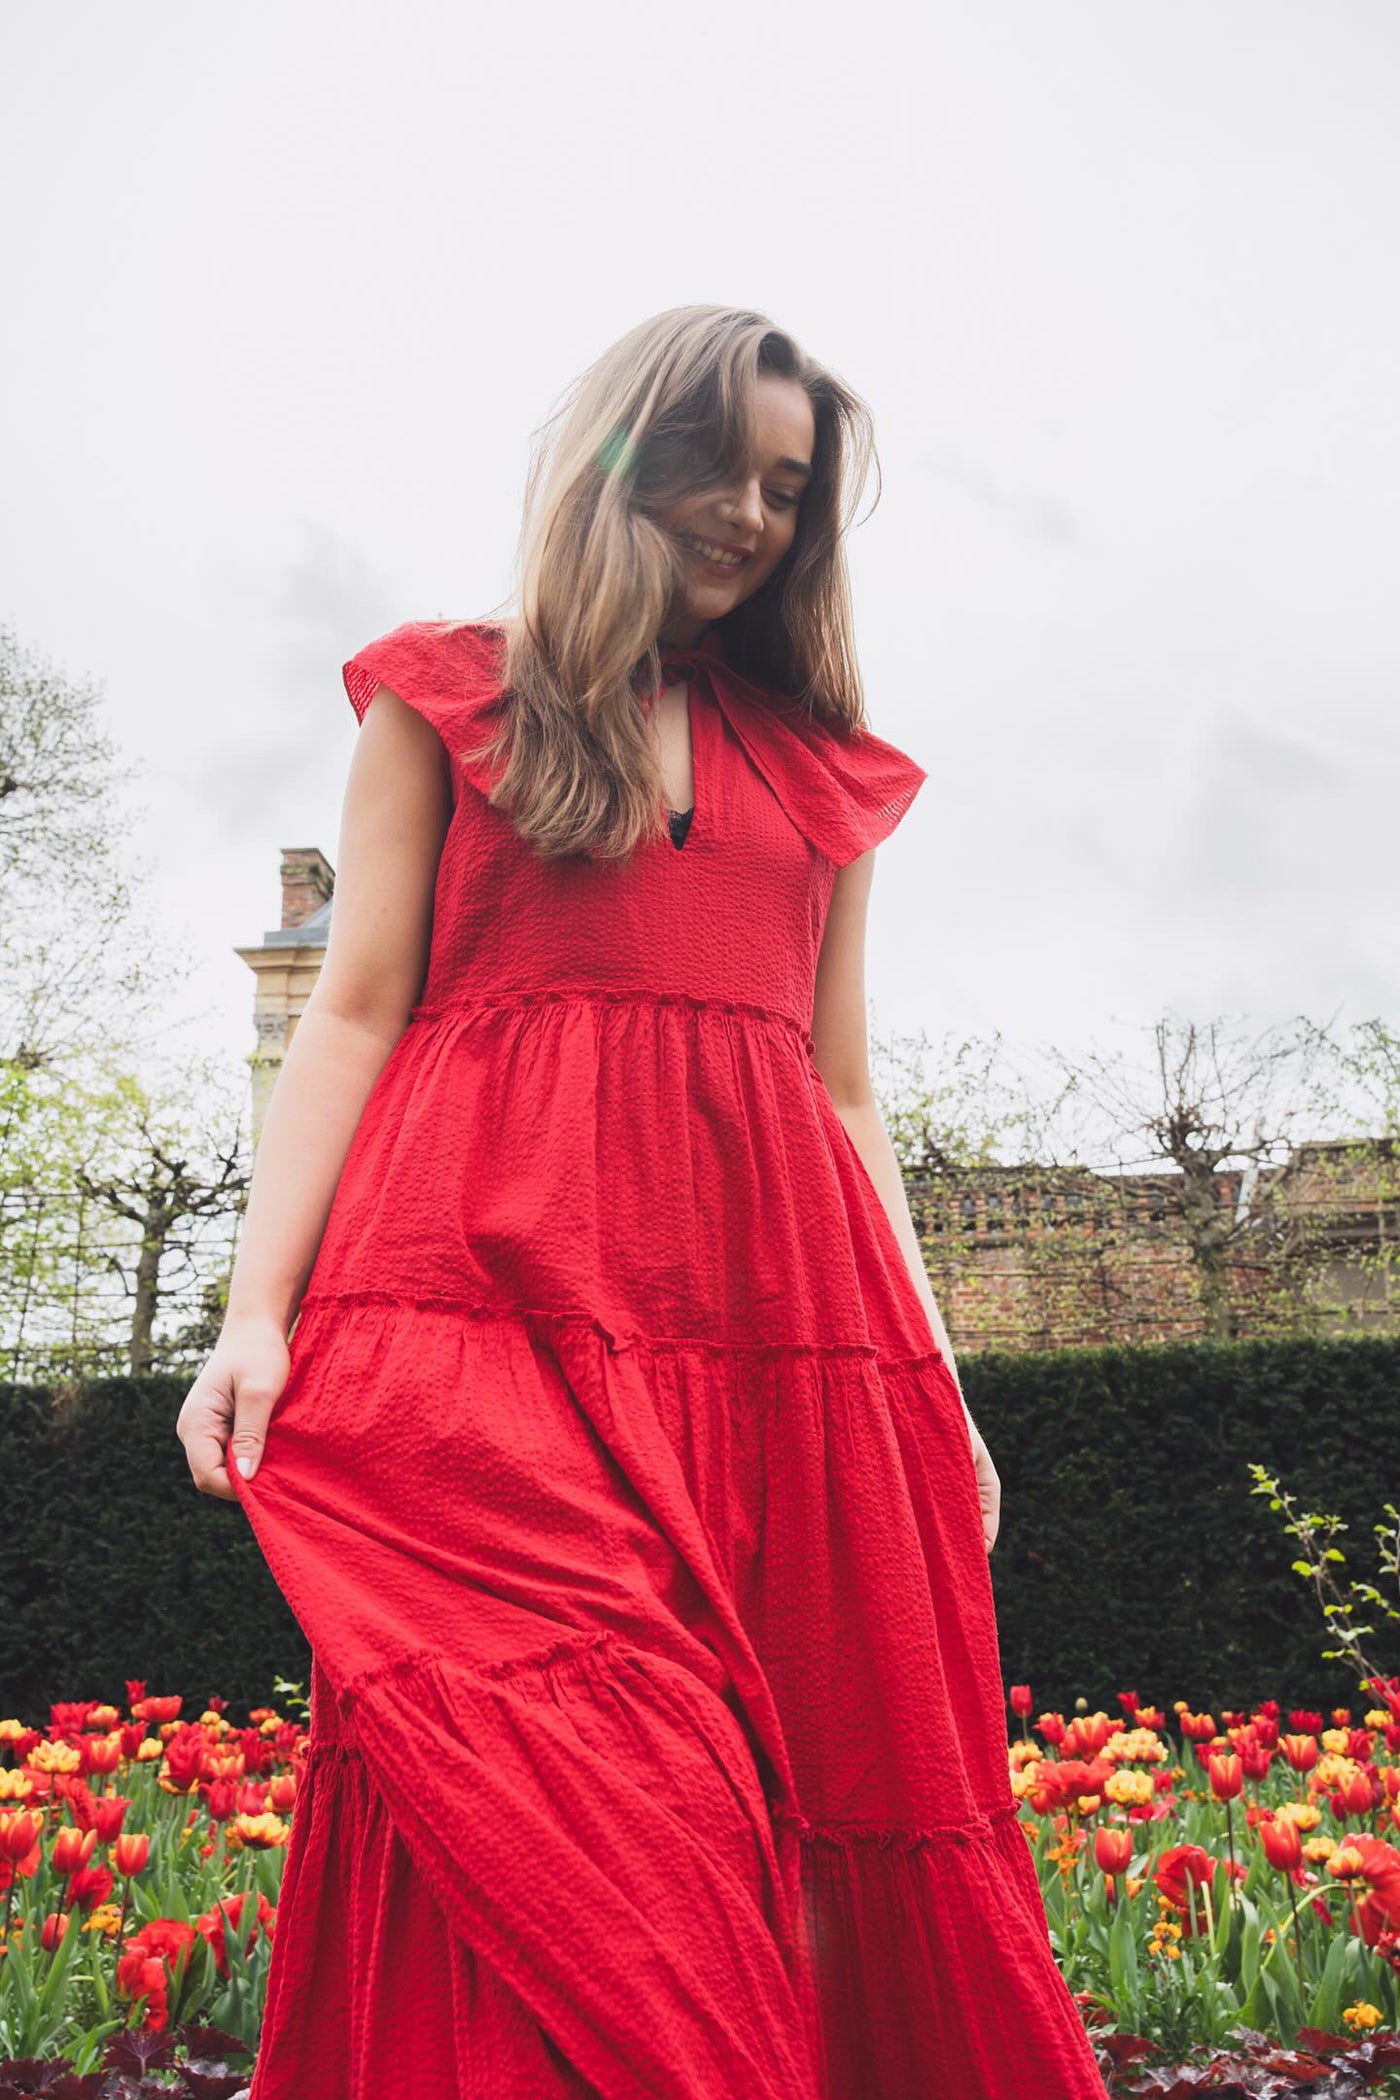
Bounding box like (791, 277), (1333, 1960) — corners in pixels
(1036, 1013), (1330, 1339)
(0, 624), (173, 1070)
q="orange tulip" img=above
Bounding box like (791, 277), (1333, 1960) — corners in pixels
(266, 1772), (299, 1814)
(113, 1832), (150, 1877)
(52, 1825), (98, 1876)
(1338, 1768), (1377, 1817)
(1281, 1733), (1318, 1773)
(1207, 1753), (1243, 1801)
(83, 1734), (123, 1776)
(0, 1810), (43, 1863)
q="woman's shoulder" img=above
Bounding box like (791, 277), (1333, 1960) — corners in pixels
(341, 617), (511, 793)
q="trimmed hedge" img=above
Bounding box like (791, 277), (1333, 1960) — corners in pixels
(1, 1334), (1395, 1724)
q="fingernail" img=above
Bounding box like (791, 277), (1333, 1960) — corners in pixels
(236, 1456), (254, 1479)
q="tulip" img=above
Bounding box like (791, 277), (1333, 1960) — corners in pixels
(1259, 1815), (1303, 1873)
(39, 1910), (70, 1951)
(1009, 1685), (1033, 1717)
(83, 1734), (123, 1776)
(1338, 1768), (1377, 1818)
(1281, 1733), (1318, 1780)
(266, 1771), (299, 1814)
(1240, 1742), (1273, 1782)
(203, 1779), (239, 1822)
(231, 1811), (289, 1850)
(1095, 1827), (1133, 1875)
(1207, 1754), (1243, 1802)
(0, 1809), (44, 1944)
(0, 1810), (42, 1863)
(91, 1795), (131, 1844)
(113, 1832), (150, 1877)
(52, 1825), (98, 1877)
(69, 1862), (114, 1911)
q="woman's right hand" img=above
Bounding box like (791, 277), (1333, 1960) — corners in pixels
(177, 1313), (291, 1502)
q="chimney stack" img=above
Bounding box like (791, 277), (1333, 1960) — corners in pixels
(280, 847), (334, 929)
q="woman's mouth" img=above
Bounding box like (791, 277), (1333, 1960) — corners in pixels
(677, 532), (753, 575)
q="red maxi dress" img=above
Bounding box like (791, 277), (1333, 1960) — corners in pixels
(229, 619), (1108, 2100)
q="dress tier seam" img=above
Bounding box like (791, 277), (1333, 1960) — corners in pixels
(307, 1632), (1025, 1860)
(298, 1735), (1025, 1858)
(289, 1291), (952, 1375)
(404, 985), (816, 1054)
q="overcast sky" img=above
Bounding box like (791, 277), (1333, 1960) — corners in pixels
(4, 1), (1396, 1121)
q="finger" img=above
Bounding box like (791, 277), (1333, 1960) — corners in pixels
(183, 1416), (238, 1502)
(228, 1382), (281, 1483)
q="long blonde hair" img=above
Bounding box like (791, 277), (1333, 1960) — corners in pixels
(464, 305), (879, 861)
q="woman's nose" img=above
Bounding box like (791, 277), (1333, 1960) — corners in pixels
(717, 478), (765, 535)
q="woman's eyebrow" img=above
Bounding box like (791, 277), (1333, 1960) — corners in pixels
(772, 456), (812, 478)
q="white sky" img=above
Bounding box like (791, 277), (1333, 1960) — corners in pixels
(4, 0), (1397, 1113)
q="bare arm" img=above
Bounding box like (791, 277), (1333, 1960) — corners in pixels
(177, 685), (453, 1499)
(810, 851), (1001, 1552)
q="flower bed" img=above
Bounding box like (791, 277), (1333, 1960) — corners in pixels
(2, 1676), (1400, 2093)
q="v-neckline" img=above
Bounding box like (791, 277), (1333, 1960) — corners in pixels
(660, 673), (700, 852)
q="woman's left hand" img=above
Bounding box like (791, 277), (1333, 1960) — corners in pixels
(964, 1419), (1001, 1555)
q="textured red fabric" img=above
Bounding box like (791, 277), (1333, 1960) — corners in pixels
(230, 621), (1107, 2099)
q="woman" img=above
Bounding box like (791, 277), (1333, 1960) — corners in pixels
(179, 305), (1107, 2100)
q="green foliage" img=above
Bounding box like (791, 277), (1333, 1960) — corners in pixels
(967, 1331), (1399, 1715)
(0, 1375), (309, 1718)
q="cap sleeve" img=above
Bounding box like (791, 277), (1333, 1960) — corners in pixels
(704, 667), (928, 868)
(341, 620), (507, 798)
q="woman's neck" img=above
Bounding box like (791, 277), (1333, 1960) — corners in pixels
(657, 616), (716, 650)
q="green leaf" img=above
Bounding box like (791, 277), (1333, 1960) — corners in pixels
(1308, 1927), (1351, 2033)
(1291, 1560), (1314, 1577)
(1239, 1901), (1263, 1997)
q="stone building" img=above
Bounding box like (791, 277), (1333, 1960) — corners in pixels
(234, 848), (334, 1143)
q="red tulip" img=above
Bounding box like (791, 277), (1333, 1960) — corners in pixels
(1008, 1685), (1033, 1717)
(1153, 1843), (1216, 1936)
(134, 1696), (183, 1725)
(1240, 1742), (1273, 1782)
(1037, 1713), (1066, 1746)
(1338, 1768), (1377, 1816)
(52, 1825), (98, 1876)
(92, 1795), (131, 1843)
(39, 1911), (70, 1951)
(69, 1862), (114, 1911)
(1094, 1827), (1133, 1875)
(203, 1779), (239, 1822)
(82, 1734), (122, 1776)
(1207, 1753), (1244, 1802)
(1349, 1835), (1400, 1948)
(0, 1810), (43, 1864)
(1281, 1733), (1318, 1773)
(113, 1832), (150, 1876)
(1258, 1816), (1302, 1873)
(266, 1772), (299, 1814)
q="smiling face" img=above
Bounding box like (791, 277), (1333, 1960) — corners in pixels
(655, 374), (817, 646)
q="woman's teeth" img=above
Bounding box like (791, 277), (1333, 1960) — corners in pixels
(680, 534), (749, 568)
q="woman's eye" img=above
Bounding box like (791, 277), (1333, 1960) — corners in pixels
(765, 491), (800, 511)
